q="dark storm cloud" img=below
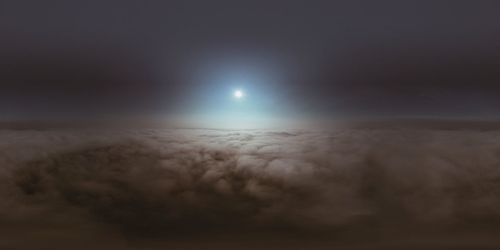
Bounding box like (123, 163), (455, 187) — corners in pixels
(2, 128), (500, 249)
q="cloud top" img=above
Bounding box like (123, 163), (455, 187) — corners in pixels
(2, 128), (500, 248)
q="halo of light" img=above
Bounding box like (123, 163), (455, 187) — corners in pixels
(234, 90), (244, 99)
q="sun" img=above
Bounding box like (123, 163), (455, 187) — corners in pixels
(234, 90), (244, 99)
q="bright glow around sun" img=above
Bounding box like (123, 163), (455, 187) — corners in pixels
(234, 90), (244, 99)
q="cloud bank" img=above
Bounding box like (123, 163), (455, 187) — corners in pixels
(1, 128), (500, 249)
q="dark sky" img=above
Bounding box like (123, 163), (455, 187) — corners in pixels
(2, 0), (500, 123)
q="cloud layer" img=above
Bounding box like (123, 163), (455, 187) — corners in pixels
(2, 128), (500, 249)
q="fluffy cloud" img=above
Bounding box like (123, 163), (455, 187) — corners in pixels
(2, 128), (500, 249)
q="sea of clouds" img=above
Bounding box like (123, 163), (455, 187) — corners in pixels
(1, 128), (500, 249)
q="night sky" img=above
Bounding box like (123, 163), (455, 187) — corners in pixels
(2, 1), (500, 125)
